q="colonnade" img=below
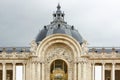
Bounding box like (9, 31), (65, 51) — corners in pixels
(1, 63), (26, 80)
(92, 63), (116, 80)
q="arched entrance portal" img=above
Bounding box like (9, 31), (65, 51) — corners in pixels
(50, 59), (68, 80)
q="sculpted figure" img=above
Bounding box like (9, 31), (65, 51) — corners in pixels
(82, 40), (88, 54)
(30, 40), (37, 54)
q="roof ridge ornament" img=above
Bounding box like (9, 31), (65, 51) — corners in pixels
(51, 4), (66, 24)
(57, 3), (61, 10)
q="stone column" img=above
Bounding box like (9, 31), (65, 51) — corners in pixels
(83, 62), (87, 80)
(42, 63), (44, 80)
(34, 62), (37, 80)
(92, 63), (95, 80)
(32, 62), (35, 80)
(112, 63), (115, 80)
(74, 62), (77, 80)
(102, 63), (105, 80)
(23, 63), (26, 80)
(78, 62), (81, 80)
(40, 63), (42, 80)
(30, 62), (32, 80)
(13, 63), (16, 80)
(2, 63), (6, 80)
(37, 62), (41, 80)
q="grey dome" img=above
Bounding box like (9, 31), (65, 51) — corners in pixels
(36, 4), (84, 44)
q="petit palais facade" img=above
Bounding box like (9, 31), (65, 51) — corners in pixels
(0, 4), (120, 80)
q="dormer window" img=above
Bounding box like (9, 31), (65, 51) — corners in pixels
(62, 14), (64, 17)
(54, 14), (56, 17)
(57, 14), (60, 16)
(58, 24), (60, 28)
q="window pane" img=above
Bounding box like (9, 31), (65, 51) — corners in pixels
(16, 66), (22, 80)
(95, 66), (102, 80)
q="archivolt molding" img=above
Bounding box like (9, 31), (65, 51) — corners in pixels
(36, 34), (82, 59)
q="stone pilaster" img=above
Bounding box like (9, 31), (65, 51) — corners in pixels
(92, 63), (95, 80)
(30, 62), (32, 80)
(42, 63), (44, 80)
(32, 62), (35, 80)
(74, 62), (77, 80)
(83, 62), (87, 80)
(78, 62), (81, 80)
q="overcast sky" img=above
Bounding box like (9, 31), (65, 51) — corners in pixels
(0, 0), (120, 47)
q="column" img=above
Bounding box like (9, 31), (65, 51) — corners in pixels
(35, 63), (37, 80)
(78, 62), (81, 80)
(92, 63), (95, 80)
(83, 62), (87, 80)
(42, 63), (44, 80)
(13, 63), (16, 80)
(40, 63), (41, 80)
(112, 63), (115, 80)
(30, 62), (32, 80)
(37, 63), (40, 80)
(74, 63), (77, 80)
(102, 63), (105, 80)
(23, 63), (26, 80)
(2, 63), (6, 80)
(32, 62), (35, 80)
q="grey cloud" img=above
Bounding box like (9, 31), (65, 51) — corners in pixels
(0, 0), (120, 47)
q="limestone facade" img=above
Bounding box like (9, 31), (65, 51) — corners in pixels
(0, 4), (120, 80)
(0, 34), (120, 80)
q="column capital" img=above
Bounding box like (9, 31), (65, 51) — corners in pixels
(12, 62), (16, 65)
(91, 62), (95, 65)
(22, 62), (26, 65)
(112, 62), (116, 65)
(102, 62), (105, 65)
(2, 62), (6, 65)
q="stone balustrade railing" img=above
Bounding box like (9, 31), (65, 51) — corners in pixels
(88, 52), (120, 58)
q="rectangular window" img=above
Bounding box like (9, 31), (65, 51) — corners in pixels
(6, 70), (13, 80)
(0, 70), (2, 80)
(95, 66), (102, 80)
(105, 70), (111, 80)
(115, 70), (120, 80)
(16, 66), (22, 80)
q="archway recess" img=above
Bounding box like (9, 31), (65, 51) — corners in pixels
(50, 59), (68, 80)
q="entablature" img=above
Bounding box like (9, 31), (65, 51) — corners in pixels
(0, 52), (30, 60)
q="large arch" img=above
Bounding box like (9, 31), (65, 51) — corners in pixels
(43, 42), (74, 80)
(36, 34), (83, 80)
(36, 34), (82, 59)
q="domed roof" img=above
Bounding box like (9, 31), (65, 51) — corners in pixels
(36, 4), (84, 44)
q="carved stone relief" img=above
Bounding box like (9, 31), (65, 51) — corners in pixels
(44, 43), (74, 80)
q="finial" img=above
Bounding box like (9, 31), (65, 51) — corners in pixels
(57, 3), (61, 10)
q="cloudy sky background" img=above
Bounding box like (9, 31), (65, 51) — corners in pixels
(0, 0), (120, 47)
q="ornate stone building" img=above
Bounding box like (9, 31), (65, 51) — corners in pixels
(0, 4), (120, 80)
